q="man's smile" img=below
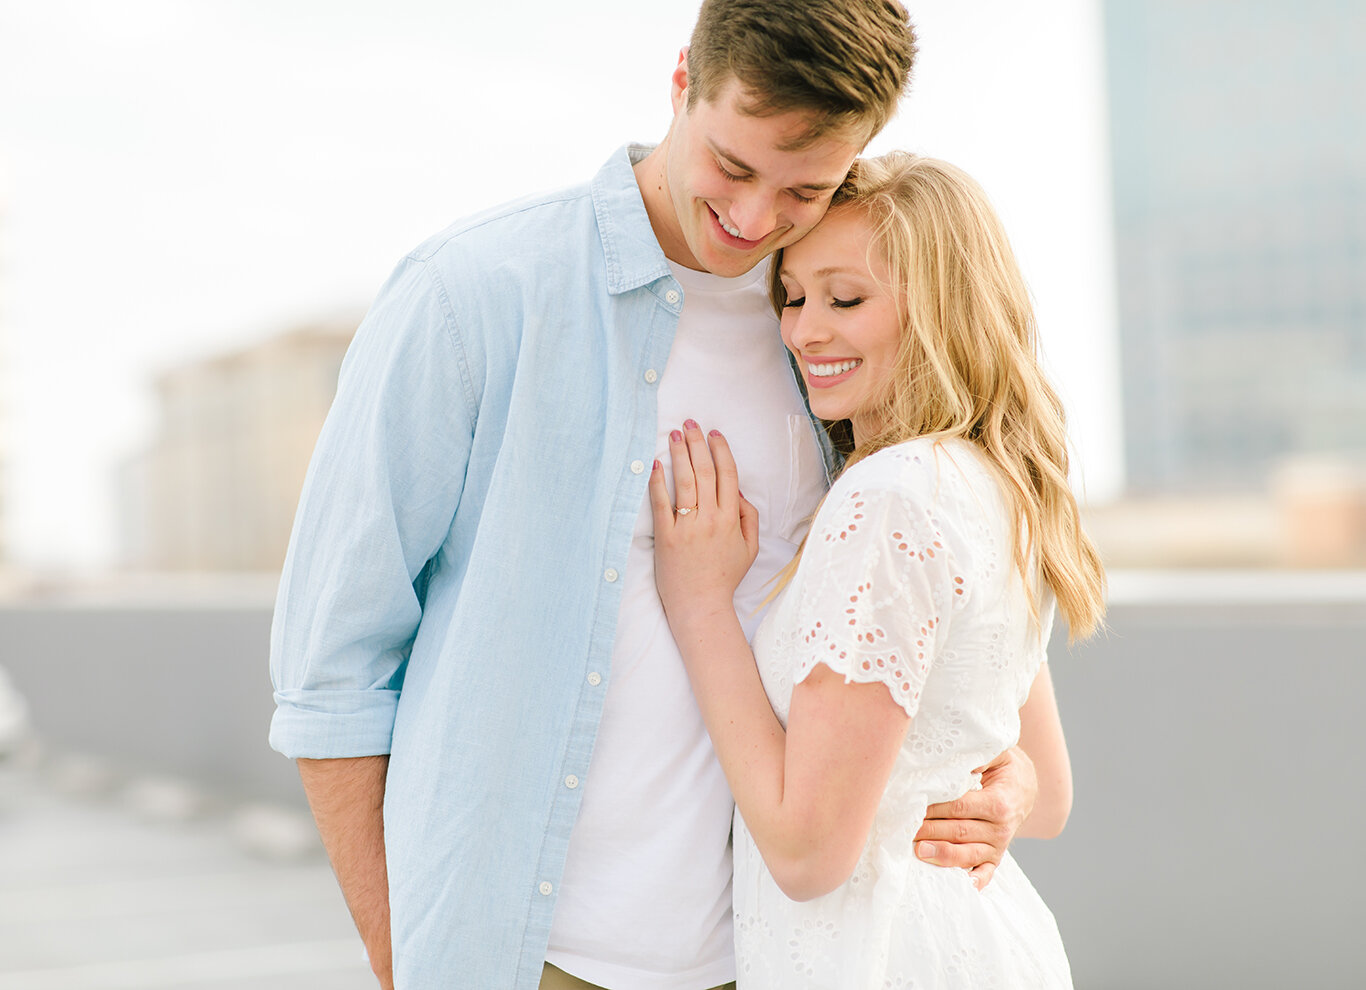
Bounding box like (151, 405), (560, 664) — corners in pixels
(706, 204), (769, 248)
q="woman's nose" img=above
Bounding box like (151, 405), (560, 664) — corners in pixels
(787, 304), (832, 348)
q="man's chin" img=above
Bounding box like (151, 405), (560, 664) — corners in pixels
(695, 240), (772, 277)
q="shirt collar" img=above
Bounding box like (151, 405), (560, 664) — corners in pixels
(591, 144), (674, 296)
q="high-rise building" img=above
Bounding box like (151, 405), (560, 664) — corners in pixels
(0, 188), (10, 567)
(119, 320), (357, 571)
(1103, 0), (1366, 493)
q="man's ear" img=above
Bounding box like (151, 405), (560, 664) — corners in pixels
(670, 46), (690, 114)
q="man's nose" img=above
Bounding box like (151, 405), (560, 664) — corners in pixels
(729, 191), (780, 241)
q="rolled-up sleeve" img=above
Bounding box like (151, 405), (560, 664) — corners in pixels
(269, 254), (478, 759)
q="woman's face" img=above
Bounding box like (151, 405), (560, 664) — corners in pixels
(777, 206), (901, 444)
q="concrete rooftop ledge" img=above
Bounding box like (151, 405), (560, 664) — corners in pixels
(1106, 567), (1366, 607)
(0, 571), (281, 610)
(4, 567), (1366, 611)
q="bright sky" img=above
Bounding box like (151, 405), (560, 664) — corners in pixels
(0, 0), (1121, 569)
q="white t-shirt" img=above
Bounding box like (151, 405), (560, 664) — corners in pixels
(545, 259), (829, 989)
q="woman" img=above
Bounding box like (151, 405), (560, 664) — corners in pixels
(648, 153), (1105, 988)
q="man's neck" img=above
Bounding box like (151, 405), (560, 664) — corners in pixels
(632, 141), (701, 271)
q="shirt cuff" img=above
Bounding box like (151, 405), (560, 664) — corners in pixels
(268, 689), (399, 759)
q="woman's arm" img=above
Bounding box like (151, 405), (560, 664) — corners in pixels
(650, 424), (911, 902)
(1015, 663), (1072, 837)
(660, 596), (912, 901)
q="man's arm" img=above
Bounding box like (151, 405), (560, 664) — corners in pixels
(914, 662), (1071, 887)
(299, 756), (393, 990)
(270, 256), (480, 984)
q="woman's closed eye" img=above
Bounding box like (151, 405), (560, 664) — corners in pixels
(782, 295), (863, 310)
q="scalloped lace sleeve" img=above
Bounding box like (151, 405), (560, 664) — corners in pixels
(789, 462), (970, 718)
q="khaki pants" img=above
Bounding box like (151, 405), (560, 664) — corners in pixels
(540, 963), (736, 990)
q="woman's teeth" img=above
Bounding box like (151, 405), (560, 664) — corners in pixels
(808, 359), (862, 377)
(719, 216), (743, 238)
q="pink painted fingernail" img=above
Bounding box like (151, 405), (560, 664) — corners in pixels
(709, 429), (721, 437)
(653, 459), (661, 470)
(684, 418), (699, 430)
(670, 430), (682, 443)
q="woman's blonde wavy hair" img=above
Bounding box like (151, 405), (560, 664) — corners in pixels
(768, 152), (1106, 640)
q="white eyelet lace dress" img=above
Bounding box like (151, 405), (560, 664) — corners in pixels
(733, 437), (1073, 989)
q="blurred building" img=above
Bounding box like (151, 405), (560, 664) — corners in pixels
(0, 192), (11, 568)
(1103, 0), (1366, 494)
(1272, 455), (1366, 567)
(119, 320), (356, 571)
(1082, 461), (1366, 569)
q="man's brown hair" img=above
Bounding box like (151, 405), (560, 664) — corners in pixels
(686, 0), (917, 147)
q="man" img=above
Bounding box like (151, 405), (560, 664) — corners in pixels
(270, 3), (1049, 988)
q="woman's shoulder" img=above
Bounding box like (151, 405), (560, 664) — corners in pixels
(831, 437), (1001, 513)
(807, 438), (1006, 563)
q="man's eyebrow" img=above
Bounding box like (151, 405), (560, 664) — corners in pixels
(712, 143), (844, 192)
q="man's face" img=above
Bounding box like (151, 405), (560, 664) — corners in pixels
(658, 70), (864, 277)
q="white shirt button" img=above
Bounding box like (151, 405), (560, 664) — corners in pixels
(539, 881), (553, 896)
(644, 368), (658, 384)
(587, 671), (602, 686)
(665, 289), (680, 304)
(630, 459), (645, 475)
(564, 774), (580, 789)
(604, 568), (619, 583)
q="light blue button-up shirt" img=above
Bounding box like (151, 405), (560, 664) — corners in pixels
(269, 145), (835, 990)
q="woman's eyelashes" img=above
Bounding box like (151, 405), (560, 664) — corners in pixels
(781, 295), (864, 309)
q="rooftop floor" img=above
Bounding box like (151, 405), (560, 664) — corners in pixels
(0, 758), (373, 990)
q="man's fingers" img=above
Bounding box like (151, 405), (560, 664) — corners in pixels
(914, 840), (1002, 871)
(914, 814), (1009, 848)
(667, 427), (697, 513)
(968, 862), (998, 891)
(923, 786), (1007, 827)
(974, 747), (1012, 775)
